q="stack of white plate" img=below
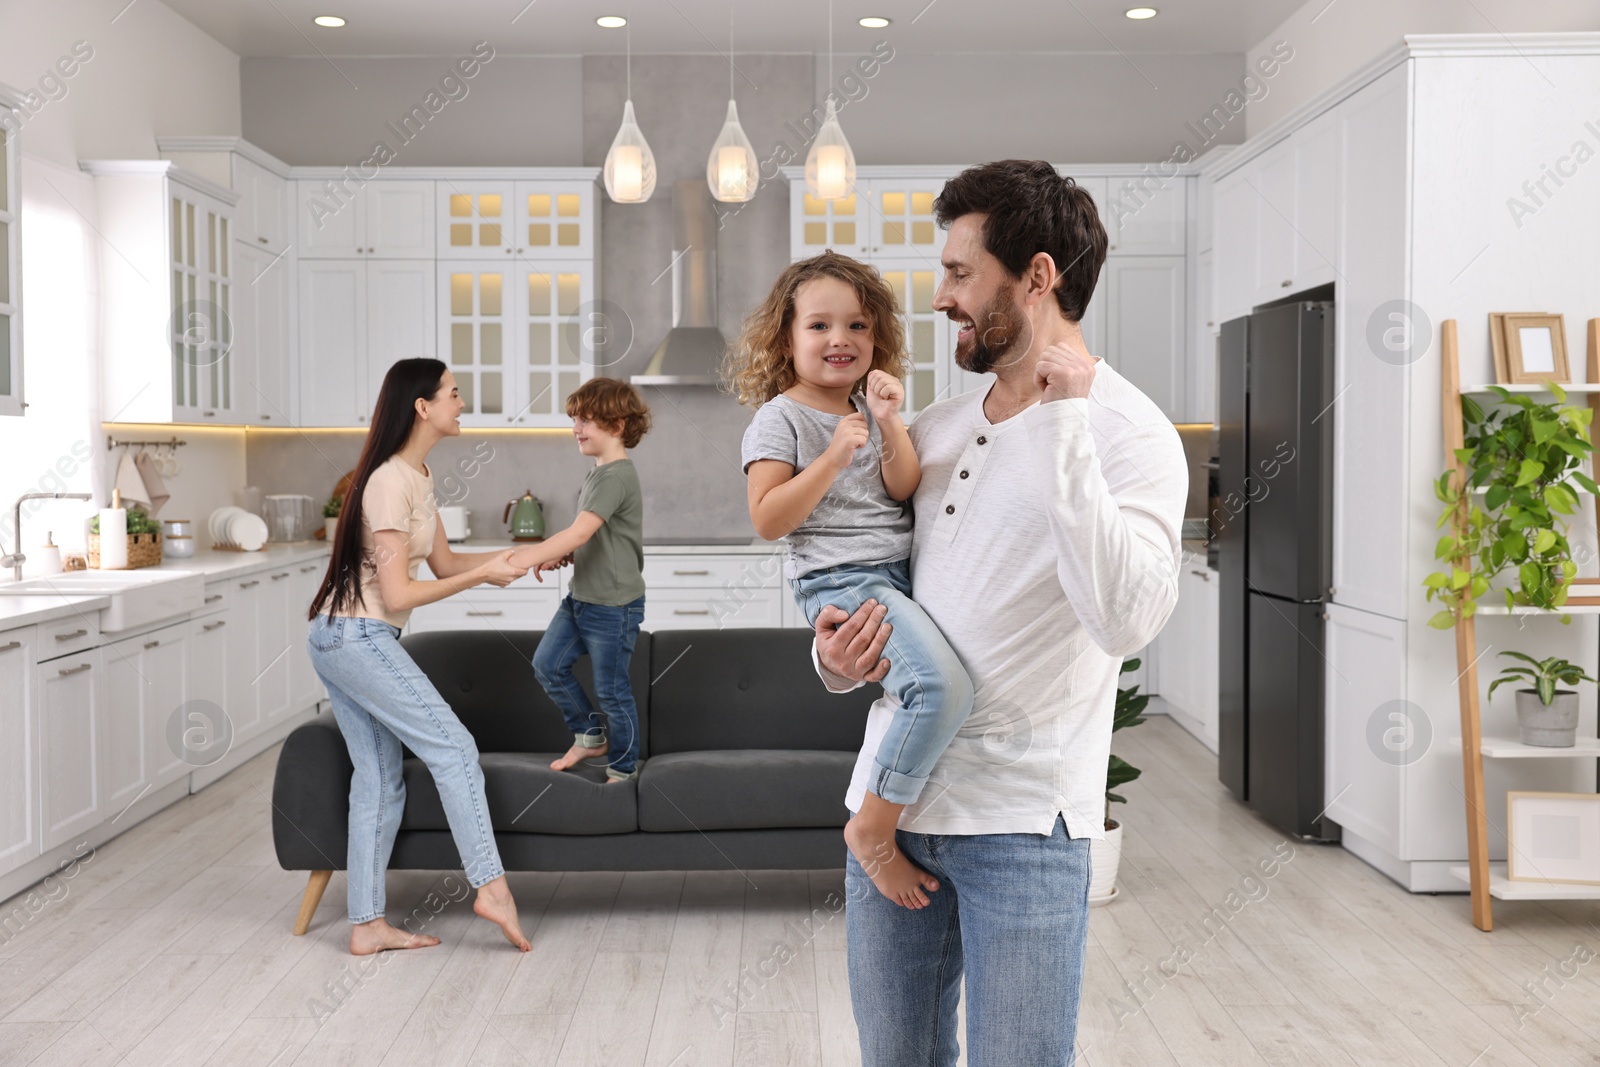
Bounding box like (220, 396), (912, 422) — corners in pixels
(209, 506), (269, 551)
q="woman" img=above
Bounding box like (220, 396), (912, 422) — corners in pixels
(307, 358), (532, 955)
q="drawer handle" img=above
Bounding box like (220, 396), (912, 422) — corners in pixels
(203, 621), (227, 631)
(205, 594), (223, 603)
(300, 565), (319, 573)
(1190, 570), (1210, 582)
(240, 580), (260, 589)
(144, 639), (161, 649)
(673, 609), (711, 616)
(672, 569), (711, 576)
(0, 640), (20, 652)
(1281, 279), (1292, 288)
(258, 236), (269, 244)
(58, 663), (92, 677)
(55, 628), (89, 642)
(465, 610), (504, 617)
(271, 573), (290, 581)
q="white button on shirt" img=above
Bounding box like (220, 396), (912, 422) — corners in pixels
(816, 363), (1188, 840)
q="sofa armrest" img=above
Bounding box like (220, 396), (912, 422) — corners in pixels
(272, 718), (353, 872)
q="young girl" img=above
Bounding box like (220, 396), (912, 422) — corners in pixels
(730, 251), (974, 909)
(511, 378), (652, 784)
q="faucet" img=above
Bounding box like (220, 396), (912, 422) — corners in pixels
(3, 493), (94, 580)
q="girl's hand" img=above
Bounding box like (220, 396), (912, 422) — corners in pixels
(864, 370), (905, 425)
(825, 412), (871, 471)
(479, 549), (529, 587)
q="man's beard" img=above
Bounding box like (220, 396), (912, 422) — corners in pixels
(953, 282), (1029, 374)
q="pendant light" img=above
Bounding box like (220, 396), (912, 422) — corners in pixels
(603, 17), (655, 203)
(804, 0), (856, 201)
(706, 7), (759, 202)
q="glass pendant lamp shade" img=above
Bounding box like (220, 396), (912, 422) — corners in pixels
(604, 99), (655, 203)
(707, 100), (759, 202)
(805, 97), (856, 201)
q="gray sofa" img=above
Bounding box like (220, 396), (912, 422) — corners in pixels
(273, 627), (874, 933)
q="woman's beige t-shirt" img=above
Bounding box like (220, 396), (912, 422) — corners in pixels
(340, 455), (437, 629)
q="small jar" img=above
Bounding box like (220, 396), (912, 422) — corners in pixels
(162, 518), (193, 539)
(163, 535), (196, 559)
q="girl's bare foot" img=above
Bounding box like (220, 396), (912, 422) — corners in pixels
(846, 793), (939, 909)
(473, 876), (531, 951)
(550, 741), (606, 771)
(349, 917), (441, 956)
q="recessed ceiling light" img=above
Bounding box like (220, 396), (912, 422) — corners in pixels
(596, 15), (627, 28)
(1124, 7), (1158, 18)
(312, 15), (345, 27)
(859, 16), (891, 28)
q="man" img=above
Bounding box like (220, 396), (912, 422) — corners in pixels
(814, 159), (1187, 1065)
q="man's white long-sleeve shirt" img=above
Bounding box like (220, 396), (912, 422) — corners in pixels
(818, 364), (1188, 839)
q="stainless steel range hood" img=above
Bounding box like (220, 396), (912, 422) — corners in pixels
(631, 180), (726, 387)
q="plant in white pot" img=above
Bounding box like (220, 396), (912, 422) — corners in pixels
(1090, 658), (1149, 905)
(1487, 651), (1594, 748)
(322, 495), (342, 541)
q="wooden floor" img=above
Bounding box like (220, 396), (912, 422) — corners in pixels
(3, 714), (1600, 1066)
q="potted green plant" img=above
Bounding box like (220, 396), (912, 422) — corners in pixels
(1425, 384), (1597, 627)
(1487, 651), (1594, 747)
(1090, 658), (1150, 905)
(322, 495), (342, 540)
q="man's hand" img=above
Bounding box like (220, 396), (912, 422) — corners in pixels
(863, 370), (905, 426)
(1034, 341), (1097, 403)
(816, 599), (893, 684)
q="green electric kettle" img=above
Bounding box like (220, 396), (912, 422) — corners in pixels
(503, 491), (546, 541)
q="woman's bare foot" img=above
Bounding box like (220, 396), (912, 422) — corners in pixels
(846, 793), (939, 909)
(550, 741), (606, 772)
(349, 917), (441, 956)
(473, 876), (531, 951)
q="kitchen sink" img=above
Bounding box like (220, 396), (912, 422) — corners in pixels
(0, 569), (207, 632)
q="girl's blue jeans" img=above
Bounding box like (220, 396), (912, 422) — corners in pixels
(531, 594), (646, 780)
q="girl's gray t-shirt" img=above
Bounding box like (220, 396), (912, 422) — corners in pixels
(740, 393), (913, 580)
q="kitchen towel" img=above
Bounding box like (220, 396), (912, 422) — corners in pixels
(113, 450), (151, 513)
(133, 450), (171, 517)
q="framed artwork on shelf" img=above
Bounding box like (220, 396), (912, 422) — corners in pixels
(1507, 791), (1600, 885)
(1499, 312), (1569, 384)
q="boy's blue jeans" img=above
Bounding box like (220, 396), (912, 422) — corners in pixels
(532, 594), (646, 780)
(791, 558), (973, 805)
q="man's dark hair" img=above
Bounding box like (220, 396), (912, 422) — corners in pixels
(934, 160), (1108, 322)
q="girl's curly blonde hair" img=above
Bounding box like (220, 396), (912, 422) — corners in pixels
(723, 251), (911, 408)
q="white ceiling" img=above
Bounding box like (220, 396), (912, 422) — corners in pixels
(163, 0), (1306, 57)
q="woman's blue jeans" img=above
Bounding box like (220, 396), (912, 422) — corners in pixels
(791, 559), (974, 805)
(306, 613), (505, 924)
(531, 594), (646, 780)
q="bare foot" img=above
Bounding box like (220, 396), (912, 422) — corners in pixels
(550, 741), (606, 772)
(473, 876), (531, 951)
(602, 775), (633, 785)
(349, 917), (441, 956)
(846, 794), (940, 909)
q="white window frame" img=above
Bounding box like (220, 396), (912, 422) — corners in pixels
(0, 81), (25, 417)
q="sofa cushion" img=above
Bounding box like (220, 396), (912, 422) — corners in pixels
(647, 629), (880, 754)
(400, 752), (637, 835)
(636, 749), (854, 832)
(400, 629), (652, 756)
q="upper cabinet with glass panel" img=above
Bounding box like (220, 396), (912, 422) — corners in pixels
(437, 177), (595, 260)
(0, 84), (23, 416)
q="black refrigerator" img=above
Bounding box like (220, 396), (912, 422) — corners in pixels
(1217, 295), (1340, 841)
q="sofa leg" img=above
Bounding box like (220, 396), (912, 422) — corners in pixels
(294, 870), (333, 936)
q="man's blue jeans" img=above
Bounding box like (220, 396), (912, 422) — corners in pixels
(531, 594), (646, 780)
(792, 559), (974, 805)
(845, 815), (1093, 1066)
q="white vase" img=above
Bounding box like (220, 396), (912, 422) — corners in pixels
(324, 517), (338, 540)
(1088, 819), (1123, 905)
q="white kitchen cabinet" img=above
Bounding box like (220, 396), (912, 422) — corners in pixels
(1192, 248), (1217, 425)
(366, 259), (437, 411)
(863, 178), (947, 257)
(38, 646), (103, 852)
(1212, 169), (1258, 325)
(221, 578), (263, 741)
(298, 259), (435, 426)
(641, 552), (786, 631)
(233, 154), (290, 254)
(0, 92), (22, 418)
(187, 612), (231, 772)
(297, 179), (434, 258)
(289, 560), (327, 711)
(0, 627), (38, 869)
(259, 568), (295, 724)
(1155, 564), (1219, 752)
(789, 183), (871, 259)
(406, 588), (562, 634)
(437, 180), (598, 261)
(877, 261), (955, 416)
(105, 620), (191, 806)
(234, 241), (293, 425)
(1104, 176), (1186, 255)
(1104, 256), (1185, 419)
(86, 161), (241, 425)
(1322, 602), (1405, 858)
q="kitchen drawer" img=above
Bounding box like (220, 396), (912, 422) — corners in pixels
(198, 579), (231, 616)
(405, 590), (561, 634)
(38, 614), (102, 661)
(642, 587), (784, 631)
(642, 554), (783, 591)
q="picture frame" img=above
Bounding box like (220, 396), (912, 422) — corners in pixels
(1502, 312), (1569, 384)
(1507, 790), (1600, 884)
(1488, 313), (1511, 383)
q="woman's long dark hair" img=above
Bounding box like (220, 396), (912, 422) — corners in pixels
(308, 358), (448, 620)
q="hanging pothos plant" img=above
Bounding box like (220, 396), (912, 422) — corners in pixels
(1426, 384), (1597, 628)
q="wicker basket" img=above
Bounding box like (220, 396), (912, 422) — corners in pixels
(88, 531), (163, 570)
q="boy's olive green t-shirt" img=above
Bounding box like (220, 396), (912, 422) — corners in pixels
(572, 458), (646, 606)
